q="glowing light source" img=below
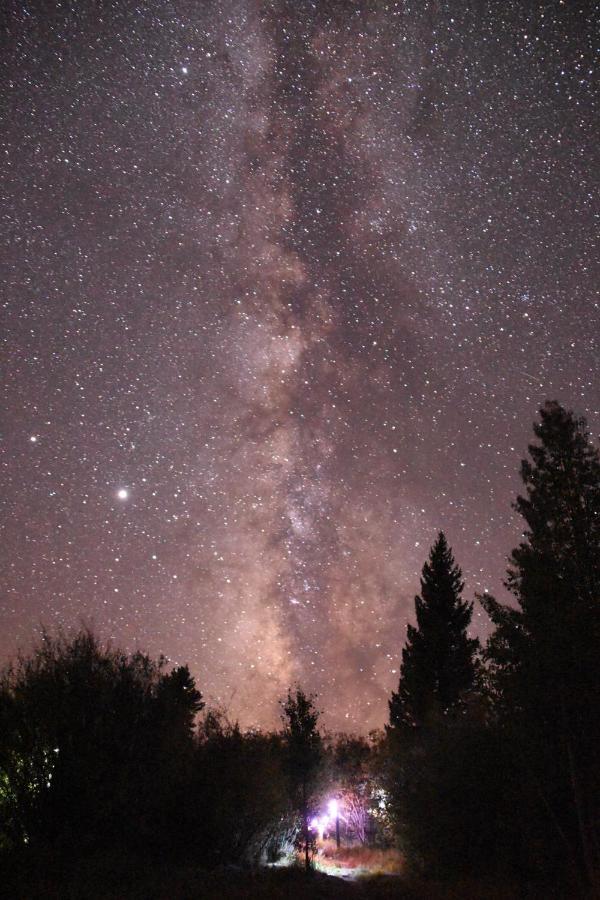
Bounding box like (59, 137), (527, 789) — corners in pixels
(117, 488), (129, 500)
(309, 813), (330, 841)
(308, 799), (345, 843)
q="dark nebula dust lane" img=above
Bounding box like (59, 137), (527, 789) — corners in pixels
(1, 1), (598, 731)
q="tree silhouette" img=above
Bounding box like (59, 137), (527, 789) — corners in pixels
(482, 401), (600, 887)
(389, 532), (478, 730)
(0, 628), (203, 854)
(191, 709), (290, 866)
(281, 688), (322, 871)
(385, 534), (482, 876)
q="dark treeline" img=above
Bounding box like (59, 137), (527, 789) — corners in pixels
(1, 401), (599, 898)
(384, 401), (600, 897)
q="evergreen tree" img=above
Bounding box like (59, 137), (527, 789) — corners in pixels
(385, 534), (486, 878)
(482, 401), (600, 888)
(281, 688), (322, 871)
(389, 532), (478, 730)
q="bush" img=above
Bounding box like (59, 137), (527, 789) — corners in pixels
(0, 628), (202, 856)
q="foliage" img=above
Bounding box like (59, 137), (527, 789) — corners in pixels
(385, 534), (493, 879)
(481, 401), (600, 888)
(392, 701), (528, 879)
(189, 708), (293, 866)
(389, 532), (479, 731)
(0, 628), (203, 855)
(325, 732), (390, 846)
(280, 687), (323, 869)
(330, 734), (371, 844)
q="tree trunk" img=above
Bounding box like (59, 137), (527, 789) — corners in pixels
(565, 732), (596, 892)
(305, 818), (310, 871)
(302, 779), (310, 871)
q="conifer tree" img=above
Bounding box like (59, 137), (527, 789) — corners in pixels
(389, 532), (478, 730)
(281, 688), (322, 871)
(385, 534), (483, 878)
(482, 401), (600, 886)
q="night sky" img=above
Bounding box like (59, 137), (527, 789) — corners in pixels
(2, 1), (598, 732)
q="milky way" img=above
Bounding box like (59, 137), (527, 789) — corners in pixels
(2, 1), (598, 731)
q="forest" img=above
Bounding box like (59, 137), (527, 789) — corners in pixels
(1, 402), (599, 899)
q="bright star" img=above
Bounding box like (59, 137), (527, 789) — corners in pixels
(117, 488), (129, 500)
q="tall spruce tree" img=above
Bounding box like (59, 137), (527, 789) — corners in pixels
(385, 534), (484, 878)
(389, 532), (478, 730)
(482, 401), (600, 887)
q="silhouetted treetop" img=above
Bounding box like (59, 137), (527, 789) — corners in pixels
(389, 532), (478, 730)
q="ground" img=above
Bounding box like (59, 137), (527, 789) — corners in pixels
(312, 840), (404, 880)
(1, 846), (558, 900)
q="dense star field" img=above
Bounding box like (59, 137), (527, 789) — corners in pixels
(1, 1), (598, 731)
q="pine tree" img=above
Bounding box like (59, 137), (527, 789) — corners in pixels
(281, 688), (322, 871)
(389, 532), (478, 730)
(482, 401), (600, 886)
(385, 534), (483, 878)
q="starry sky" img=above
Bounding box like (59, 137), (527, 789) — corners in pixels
(1, 1), (598, 732)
